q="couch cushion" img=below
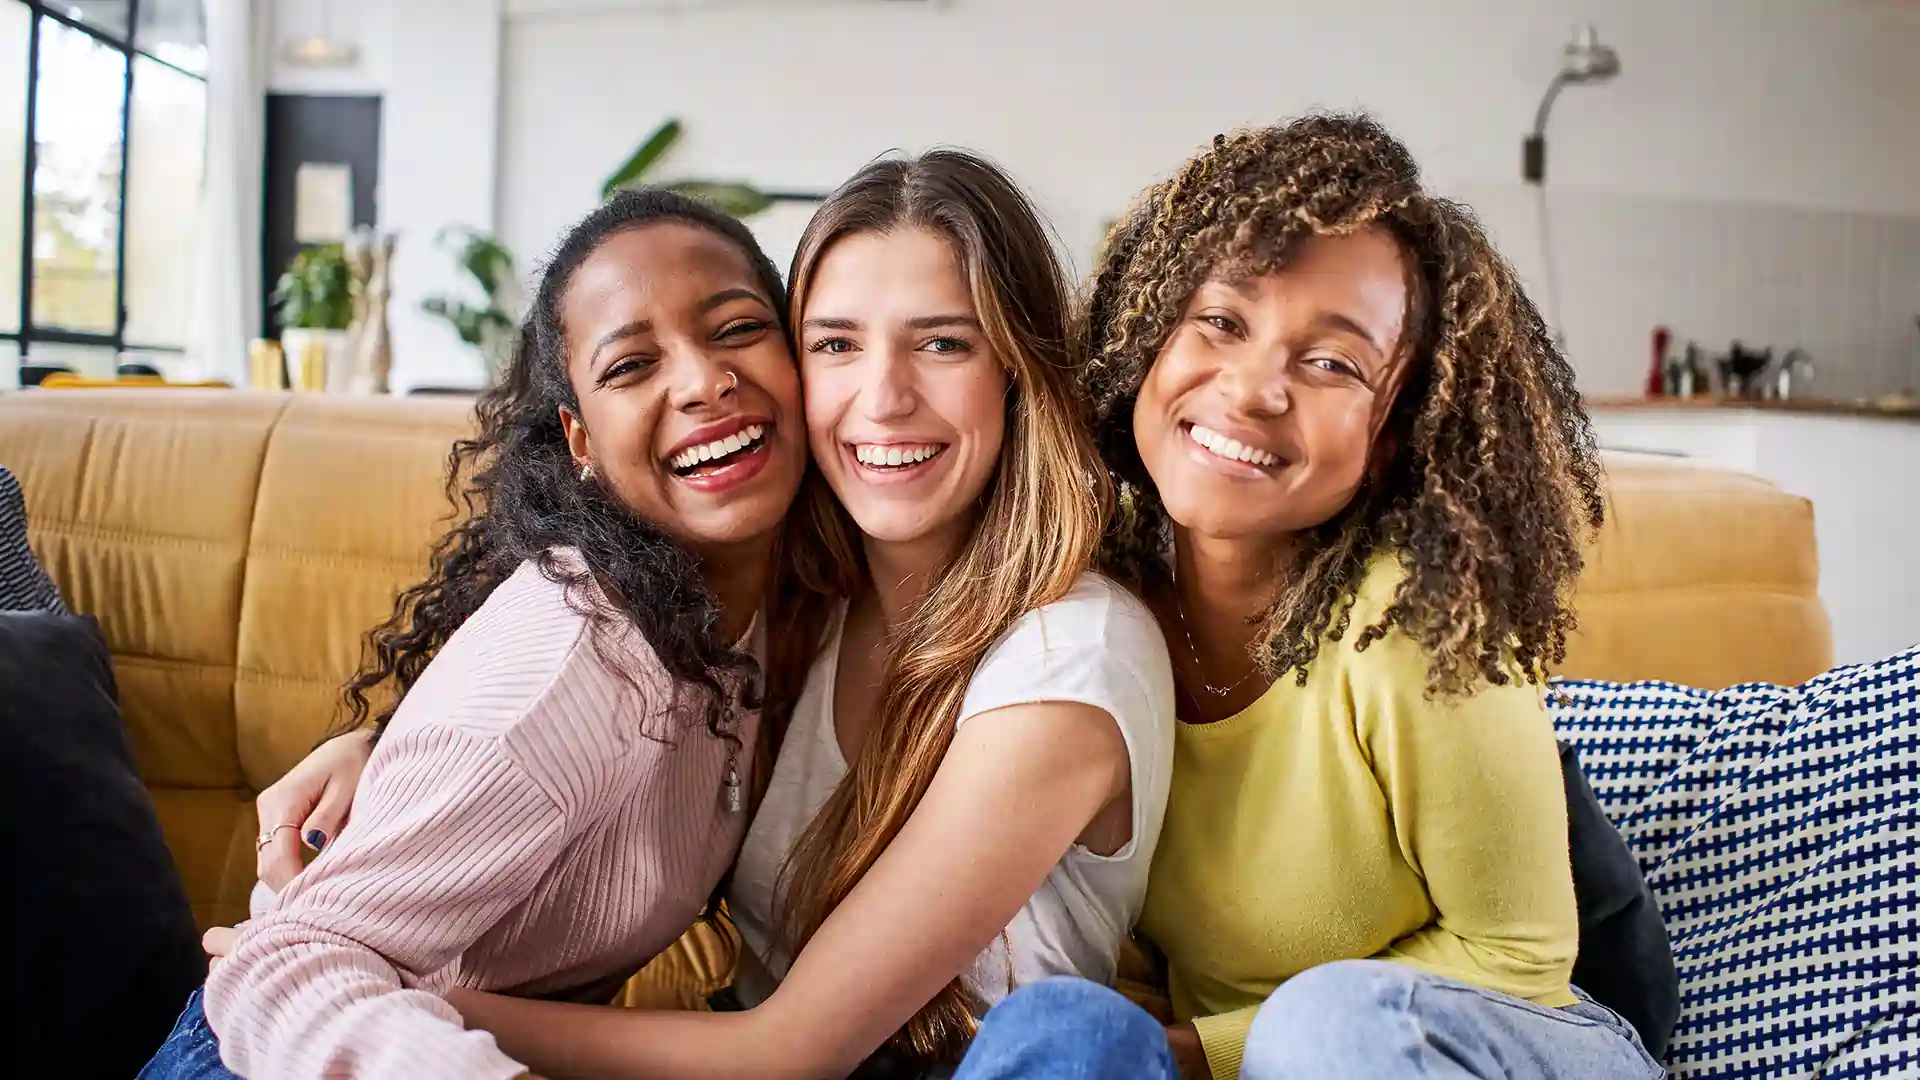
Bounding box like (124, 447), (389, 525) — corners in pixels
(235, 395), (475, 791)
(0, 391), (473, 928)
(1561, 741), (1678, 1061)
(1562, 455), (1832, 689)
(0, 611), (204, 1079)
(1553, 650), (1920, 1078)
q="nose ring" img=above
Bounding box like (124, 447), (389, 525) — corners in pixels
(721, 370), (739, 396)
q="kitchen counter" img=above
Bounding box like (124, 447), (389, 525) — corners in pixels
(1587, 395), (1920, 421)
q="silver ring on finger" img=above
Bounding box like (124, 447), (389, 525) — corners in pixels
(256, 822), (300, 852)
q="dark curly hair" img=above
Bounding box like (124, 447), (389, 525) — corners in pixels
(1084, 113), (1606, 696)
(337, 188), (791, 743)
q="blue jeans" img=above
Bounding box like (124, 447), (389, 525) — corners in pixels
(954, 978), (1174, 1079)
(137, 988), (242, 1080)
(954, 962), (1666, 1079)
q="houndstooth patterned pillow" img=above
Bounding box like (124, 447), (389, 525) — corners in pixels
(0, 465), (63, 613)
(1551, 650), (1920, 1079)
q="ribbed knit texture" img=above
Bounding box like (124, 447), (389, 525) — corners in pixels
(204, 556), (757, 1080)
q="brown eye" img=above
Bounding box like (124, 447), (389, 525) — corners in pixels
(808, 337), (857, 356)
(719, 319), (769, 342)
(1309, 355), (1361, 379)
(598, 356), (653, 386)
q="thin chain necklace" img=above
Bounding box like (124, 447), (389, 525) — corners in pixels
(1173, 590), (1261, 699)
(721, 611), (761, 815)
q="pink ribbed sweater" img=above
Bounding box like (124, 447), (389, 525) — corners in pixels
(203, 557), (758, 1080)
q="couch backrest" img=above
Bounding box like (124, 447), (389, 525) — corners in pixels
(1566, 452), (1832, 688)
(0, 390), (1834, 928)
(1, 391), (471, 926)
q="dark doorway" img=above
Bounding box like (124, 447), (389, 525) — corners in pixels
(261, 94), (382, 338)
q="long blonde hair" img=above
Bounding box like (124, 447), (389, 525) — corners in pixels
(774, 150), (1110, 1062)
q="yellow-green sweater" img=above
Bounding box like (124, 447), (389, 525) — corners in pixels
(1138, 559), (1578, 1079)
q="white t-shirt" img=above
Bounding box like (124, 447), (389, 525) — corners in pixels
(727, 572), (1175, 1011)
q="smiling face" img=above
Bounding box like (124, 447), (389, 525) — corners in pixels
(798, 226), (1009, 550)
(557, 221), (806, 552)
(1132, 226), (1412, 542)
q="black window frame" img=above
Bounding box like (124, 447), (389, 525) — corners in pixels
(4, 0), (207, 364)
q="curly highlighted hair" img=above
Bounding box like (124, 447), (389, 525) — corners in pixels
(1084, 113), (1606, 696)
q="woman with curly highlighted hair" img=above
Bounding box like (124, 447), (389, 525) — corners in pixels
(951, 115), (1663, 1080)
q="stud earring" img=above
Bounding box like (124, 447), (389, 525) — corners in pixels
(579, 462), (594, 482)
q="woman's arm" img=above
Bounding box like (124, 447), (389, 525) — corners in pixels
(1182, 653), (1580, 1080)
(450, 698), (1132, 1080)
(206, 725), (570, 1080)
(1359, 648), (1580, 998)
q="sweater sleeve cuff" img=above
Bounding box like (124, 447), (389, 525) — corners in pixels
(1191, 1005), (1260, 1080)
(372, 1020), (529, 1080)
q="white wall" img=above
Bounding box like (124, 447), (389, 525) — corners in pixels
(266, 0), (502, 390)
(266, 0), (393, 95)
(497, 0), (1920, 399)
(379, 1), (504, 391)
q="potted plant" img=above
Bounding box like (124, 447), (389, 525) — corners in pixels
(421, 226), (520, 385)
(272, 244), (354, 391)
(416, 120), (782, 387)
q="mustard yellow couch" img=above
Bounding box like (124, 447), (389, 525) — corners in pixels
(0, 390), (1835, 1010)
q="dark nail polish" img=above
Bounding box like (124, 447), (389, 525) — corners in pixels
(304, 829), (327, 851)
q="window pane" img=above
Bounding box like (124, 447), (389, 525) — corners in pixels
(63, 1), (132, 42)
(30, 16), (125, 336)
(123, 57), (205, 347)
(0, 2), (28, 334)
(136, 0), (206, 75)
(0, 340), (18, 391)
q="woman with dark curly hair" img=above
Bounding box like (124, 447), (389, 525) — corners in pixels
(140, 188), (809, 1080)
(951, 115), (1663, 1080)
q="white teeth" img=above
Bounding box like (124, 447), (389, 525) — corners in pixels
(1188, 424), (1280, 468)
(853, 444), (941, 467)
(671, 424), (767, 471)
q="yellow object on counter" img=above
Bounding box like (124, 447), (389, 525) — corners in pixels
(292, 339), (327, 392)
(248, 339), (287, 391)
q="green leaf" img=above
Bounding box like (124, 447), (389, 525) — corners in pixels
(421, 296), (491, 346)
(273, 244), (353, 330)
(665, 180), (774, 219)
(472, 239), (515, 295)
(602, 119), (684, 199)
(436, 225), (517, 297)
